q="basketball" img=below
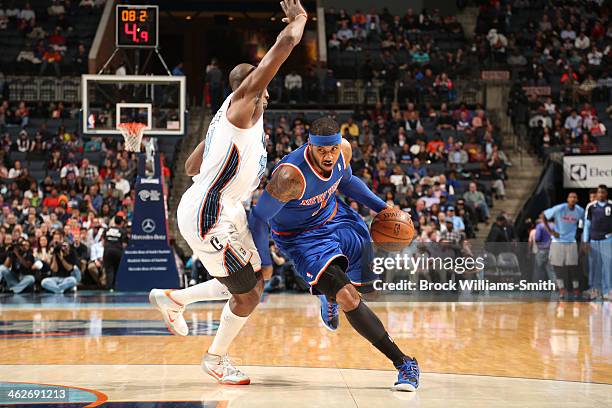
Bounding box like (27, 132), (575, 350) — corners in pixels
(370, 208), (415, 251)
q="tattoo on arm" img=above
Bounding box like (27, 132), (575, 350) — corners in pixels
(266, 166), (304, 202)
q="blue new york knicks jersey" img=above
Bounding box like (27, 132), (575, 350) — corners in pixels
(269, 144), (376, 288)
(270, 144), (345, 234)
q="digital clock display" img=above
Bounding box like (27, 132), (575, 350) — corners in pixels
(116, 5), (158, 48)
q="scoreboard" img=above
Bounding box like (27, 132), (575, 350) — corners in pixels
(116, 5), (158, 48)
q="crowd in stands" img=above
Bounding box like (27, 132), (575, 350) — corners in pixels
(1, 0), (104, 76)
(509, 80), (611, 157)
(325, 8), (469, 81)
(1, 98), (79, 127)
(0, 98), (151, 294)
(484, 0), (611, 157)
(322, 6), (473, 106)
(261, 63), (341, 105)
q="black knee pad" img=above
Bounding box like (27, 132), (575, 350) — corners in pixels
(216, 262), (262, 294)
(312, 264), (351, 301)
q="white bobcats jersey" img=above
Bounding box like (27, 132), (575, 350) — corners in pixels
(192, 93), (267, 203)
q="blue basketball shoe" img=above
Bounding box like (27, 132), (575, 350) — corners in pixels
(393, 357), (420, 392)
(318, 295), (339, 331)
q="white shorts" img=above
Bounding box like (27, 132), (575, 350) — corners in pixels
(177, 186), (261, 278)
(548, 241), (578, 267)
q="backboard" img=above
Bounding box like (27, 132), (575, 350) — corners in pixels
(81, 74), (186, 137)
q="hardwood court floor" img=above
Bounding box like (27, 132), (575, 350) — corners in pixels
(0, 294), (610, 407)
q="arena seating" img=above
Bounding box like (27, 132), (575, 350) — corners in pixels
(0, 0), (101, 75)
(476, 1), (611, 156)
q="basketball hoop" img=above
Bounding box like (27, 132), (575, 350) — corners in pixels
(117, 122), (147, 152)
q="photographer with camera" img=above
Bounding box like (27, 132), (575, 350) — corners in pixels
(0, 237), (36, 294)
(41, 240), (81, 294)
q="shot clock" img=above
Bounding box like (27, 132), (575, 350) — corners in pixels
(116, 5), (158, 48)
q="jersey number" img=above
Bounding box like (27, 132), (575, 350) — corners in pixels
(311, 198), (328, 217)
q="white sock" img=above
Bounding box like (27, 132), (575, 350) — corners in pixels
(208, 301), (249, 356)
(171, 279), (231, 306)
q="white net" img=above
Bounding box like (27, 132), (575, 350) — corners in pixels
(117, 122), (147, 152)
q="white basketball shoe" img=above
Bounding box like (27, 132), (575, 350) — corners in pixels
(202, 353), (250, 385)
(149, 289), (189, 336)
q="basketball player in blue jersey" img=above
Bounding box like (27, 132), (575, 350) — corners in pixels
(249, 117), (420, 391)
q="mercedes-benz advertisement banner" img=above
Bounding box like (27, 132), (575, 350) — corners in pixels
(116, 154), (180, 291)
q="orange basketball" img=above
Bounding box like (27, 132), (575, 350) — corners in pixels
(370, 208), (415, 251)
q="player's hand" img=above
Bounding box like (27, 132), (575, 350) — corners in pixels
(551, 231), (560, 239)
(260, 265), (273, 280)
(377, 203), (396, 213)
(280, 0), (306, 24)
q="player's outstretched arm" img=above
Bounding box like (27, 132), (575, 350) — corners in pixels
(238, 0), (307, 97)
(248, 165), (305, 265)
(230, 0), (307, 126)
(337, 139), (388, 212)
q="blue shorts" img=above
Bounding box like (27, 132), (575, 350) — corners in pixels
(272, 200), (376, 288)
(588, 238), (612, 294)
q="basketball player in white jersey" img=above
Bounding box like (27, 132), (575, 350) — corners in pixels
(149, 0), (307, 385)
